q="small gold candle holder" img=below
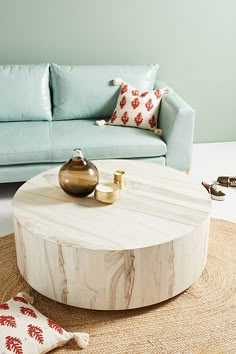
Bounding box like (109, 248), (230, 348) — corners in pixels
(113, 170), (125, 189)
(94, 182), (119, 204)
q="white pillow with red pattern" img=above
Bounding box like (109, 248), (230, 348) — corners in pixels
(108, 82), (171, 131)
(0, 292), (89, 354)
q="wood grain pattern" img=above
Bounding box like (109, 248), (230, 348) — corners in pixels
(13, 160), (211, 310)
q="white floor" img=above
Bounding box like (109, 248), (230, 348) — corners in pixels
(191, 142), (236, 222)
(0, 142), (236, 237)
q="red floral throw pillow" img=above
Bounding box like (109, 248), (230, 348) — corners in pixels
(108, 82), (171, 130)
(0, 292), (89, 354)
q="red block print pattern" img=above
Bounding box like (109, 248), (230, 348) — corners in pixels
(154, 89), (162, 99)
(121, 84), (128, 95)
(109, 83), (170, 130)
(20, 307), (37, 318)
(145, 99), (153, 112)
(110, 110), (117, 123)
(149, 115), (156, 128)
(131, 97), (140, 109)
(5, 336), (23, 354)
(131, 89), (139, 96)
(0, 315), (17, 328)
(0, 294), (88, 353)
(121, 112), (129, 125)
(134, 112), (143, 126)
(0, 303), (9, 310)
(47, 319), (63, 335)
(120, 96), (126, 109)
(27, 324), (44, 344)
(13, 296), (28, 304)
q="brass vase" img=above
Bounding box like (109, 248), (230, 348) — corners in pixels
(59, 148), (99, 197)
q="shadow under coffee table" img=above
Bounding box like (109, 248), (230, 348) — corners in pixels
(13, 160), (211, 310)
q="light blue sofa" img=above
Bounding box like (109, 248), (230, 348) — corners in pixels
(0, 64), (195, 183)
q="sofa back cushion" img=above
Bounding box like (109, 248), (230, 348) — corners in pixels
(0, 64), (52, 121)
(50, 64), (159, 120)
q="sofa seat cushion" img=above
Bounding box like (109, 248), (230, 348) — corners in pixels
(0, 120), (167, 166)
(0, 122), (52, 165)
(50, 64), (159, 120)
(50, 120), (167, 162)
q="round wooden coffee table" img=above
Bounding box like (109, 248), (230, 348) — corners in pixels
(13, 160), (211, 310)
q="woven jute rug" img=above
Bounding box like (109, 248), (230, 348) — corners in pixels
(0, 219), (235, 354)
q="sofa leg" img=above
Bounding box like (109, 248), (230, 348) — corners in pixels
(184, 170), (190, 175)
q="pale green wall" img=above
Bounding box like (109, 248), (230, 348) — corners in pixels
(0, 0), (235, 142)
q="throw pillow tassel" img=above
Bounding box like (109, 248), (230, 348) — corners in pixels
(96, 119), (107, 126)
(112, 78), (125, 86)
(163, 87), (173, 94)
(154, 128), (163, 136)
(70, 332), (90, 348)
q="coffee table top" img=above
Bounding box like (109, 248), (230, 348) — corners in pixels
(13, 160), (211, 251)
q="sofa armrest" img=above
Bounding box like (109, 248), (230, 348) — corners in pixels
(154, 80), (195, 171)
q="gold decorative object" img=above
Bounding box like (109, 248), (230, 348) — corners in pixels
(113, 170), (125, 189)
(94, 182), (119, 204)
(58, 148), (99, 197)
